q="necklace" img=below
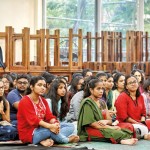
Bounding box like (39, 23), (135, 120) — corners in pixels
(28, 95), (39, 104)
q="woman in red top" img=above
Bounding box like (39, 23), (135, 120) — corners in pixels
(115, 75), (150, 140)
(17, 76), (79, 147)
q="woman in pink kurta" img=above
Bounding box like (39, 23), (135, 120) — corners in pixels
(115, 75), (150, 140)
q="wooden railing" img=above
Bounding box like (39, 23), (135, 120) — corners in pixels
(0, 26), (150, 81)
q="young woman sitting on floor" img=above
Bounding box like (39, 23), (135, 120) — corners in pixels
(0, 80), (17, 141)
(78, 78), (138, 145)
(45, 78), (79, 141)
(17, 76), (79, 147)
(115, 75), (150, 140)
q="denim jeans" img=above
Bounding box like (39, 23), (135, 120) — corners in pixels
(0, 125), (18, 141)
(32, 122), (75, 144)
(59, 122), (74, 136)
(11, 120), (18, 127)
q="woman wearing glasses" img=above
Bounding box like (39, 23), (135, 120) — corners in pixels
(2, 74), (14, 97)
(0, 80), (17, 141)
(115, 75), (150, 140)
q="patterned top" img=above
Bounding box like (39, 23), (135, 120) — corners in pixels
(142, 92), (150, 117)
(28, 96), (46, 121)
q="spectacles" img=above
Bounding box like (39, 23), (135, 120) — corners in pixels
(17, 81), (28, 85)
(127, 80), (137, 85)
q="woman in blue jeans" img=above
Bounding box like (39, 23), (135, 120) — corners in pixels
(0, 80), (17, 141)
(17, 76), (79, 147)
(45, 78), (77, 137)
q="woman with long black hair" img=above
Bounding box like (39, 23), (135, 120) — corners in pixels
(115, 75), (150, 140)
(45, 78), (79, 142)
(0, 80), (17, 141)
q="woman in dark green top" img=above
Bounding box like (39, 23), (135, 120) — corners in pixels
(77, 78), (138, 145)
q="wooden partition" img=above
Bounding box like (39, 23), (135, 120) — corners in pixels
(29, 29), (46, 74)
(82, 30), (150, 76)
(0, 27), (46, 75)
(83, 31), (122, 73)
(126, 31), (150, 76)
(8, 27), (29, 73)
(0, 26), (150, 78)
(101, 31), (122, 62)
(46, 28), (83, 81)
(0, 26), (47, 75)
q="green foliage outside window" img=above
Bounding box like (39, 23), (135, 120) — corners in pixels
(144, 0), (150, 33)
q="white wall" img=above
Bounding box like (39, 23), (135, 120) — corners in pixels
(0, 0), (43, 62)
(0, 0), (42, 33)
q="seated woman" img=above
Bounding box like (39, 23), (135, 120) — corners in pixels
(67, 76), (84, 108)
(78, 78), (138, 145)
(131, 69), (144, 94)
(66, 76), (97, 123)
(2, 74), (14, 97)
(45, 78), (79, 140)
(142, 78), (150, 119)
(104, 73), (114, 119)
(17, 76), (79, 147)
(111, 73), (125, 121)
(0, 80), (17, 141)
(115, 75), (150, 140)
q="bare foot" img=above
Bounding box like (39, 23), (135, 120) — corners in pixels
(69, 135), (79, 143)
(40, 139), (54, 147)
(144, 134), (150, 140)
(120, 138), (138, 145)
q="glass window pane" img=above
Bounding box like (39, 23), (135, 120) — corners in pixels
(46, 0), (95, 62)
(102, 0), (137, 32)
(46, 0), (95, 34)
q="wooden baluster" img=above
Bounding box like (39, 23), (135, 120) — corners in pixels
(87, 32), (91, 61)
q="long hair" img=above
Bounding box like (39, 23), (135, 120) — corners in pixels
(41, 72), (56, 86)
(143, 78), (150, 92)
(113, 72), (125, 90)
(68, 73), (82, 86)
(69, 76), (84, 94)
(45, 79), (68, 120)
(131, 69), (144, 85)
(82, 68), (92, 77)
(0, 96), (7, 112)
(124, 75), (141, 97)
(2, 74), (14, 92)
(0, 80), (7, 112)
